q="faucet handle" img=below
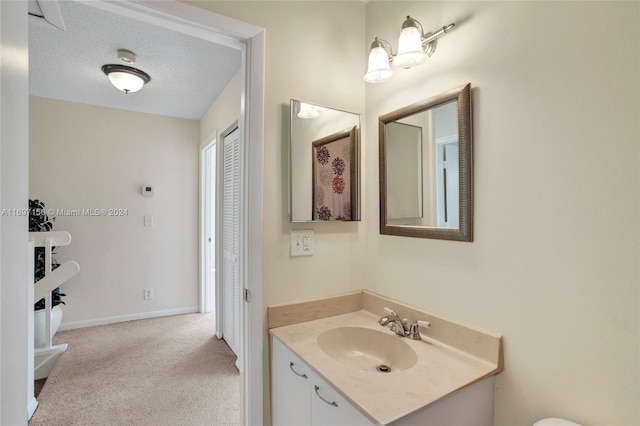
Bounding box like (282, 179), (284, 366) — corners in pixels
(383, 307), (398, 317)
(407, 320), (431, 340)
(416, 320), (431, 329)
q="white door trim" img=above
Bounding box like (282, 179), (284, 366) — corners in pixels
(1, 2), (30, 423)
(199, 136), (216, 315)
(87, 2), (265, 425)
(242, 28), (266, 426)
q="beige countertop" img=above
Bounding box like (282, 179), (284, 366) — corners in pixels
(268, 290), (503, 425)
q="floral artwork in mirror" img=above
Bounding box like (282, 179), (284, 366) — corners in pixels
(290, 100), (361, 222)
(312, 127), (357, 221)
(379, 83), (473, 241)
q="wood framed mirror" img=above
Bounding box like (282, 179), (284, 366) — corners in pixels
(379, 83), (473, 241)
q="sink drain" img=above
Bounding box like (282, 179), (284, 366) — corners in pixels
(376, 364), (391, 373)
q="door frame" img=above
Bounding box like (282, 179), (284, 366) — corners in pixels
(88, 2), (265, 424)
(435, 134), (459, 228)
(199, 136), (216, 316)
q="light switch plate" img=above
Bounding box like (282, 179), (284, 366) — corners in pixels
(142, 185), (155, 197)
(290, 230), (314, 257)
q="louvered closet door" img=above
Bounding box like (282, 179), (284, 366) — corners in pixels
(222, 126), (240, 356)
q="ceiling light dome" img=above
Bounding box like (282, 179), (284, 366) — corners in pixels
(102, 64), (151, 94)
(102, 50), (151, 94)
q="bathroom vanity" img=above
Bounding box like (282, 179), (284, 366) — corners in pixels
(268, 290), (503, 425)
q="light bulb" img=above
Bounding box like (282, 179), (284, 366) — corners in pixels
(107, 72), (145, 94)
(363, 46), (393, 83)
(394, 25), (427, 68)
(297, 103), (320, 119)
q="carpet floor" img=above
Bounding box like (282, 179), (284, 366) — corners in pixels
(29, 313), (240, 426)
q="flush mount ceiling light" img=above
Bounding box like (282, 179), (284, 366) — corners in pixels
(364, 16), (455, 83)
(102, 49), (151, 94)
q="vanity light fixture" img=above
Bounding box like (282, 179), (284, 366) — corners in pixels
(102, 49), (151, 94)
(364, 16), (455, 83)
(296, 102), (320, 119)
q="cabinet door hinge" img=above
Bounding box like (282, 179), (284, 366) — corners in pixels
(244, 288), (251, 303)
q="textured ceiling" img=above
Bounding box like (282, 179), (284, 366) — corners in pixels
(29, 1), (241, 120)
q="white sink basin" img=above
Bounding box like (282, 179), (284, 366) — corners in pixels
(317, 326), (418, 373)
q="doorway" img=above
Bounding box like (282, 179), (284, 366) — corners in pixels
(202, 123), (243, 361)
(435, 137), (460, 228)
(96, 3), (265, 424)
(25, 1), (265, 424)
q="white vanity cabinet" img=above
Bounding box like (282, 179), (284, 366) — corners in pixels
(271, 336), (311, 425)
(271, 336), (374, 426)
(269, 292), (504, 425)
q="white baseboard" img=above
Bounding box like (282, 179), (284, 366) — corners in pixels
(28, 397), (38, 420)
(58, 307), (200, 331)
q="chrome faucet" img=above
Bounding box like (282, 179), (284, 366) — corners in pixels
(378, 307), (409, 336)
(378, 307), (431, 339)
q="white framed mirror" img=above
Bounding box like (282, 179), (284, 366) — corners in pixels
(290, 100), (361, 222)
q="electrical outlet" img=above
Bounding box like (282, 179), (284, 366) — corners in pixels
(144, 288), (153, 300)
(290, 230), (314, 256)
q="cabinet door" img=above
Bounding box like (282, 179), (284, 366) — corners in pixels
(271, 337), (312, 426)
(310, 373), (373, 426)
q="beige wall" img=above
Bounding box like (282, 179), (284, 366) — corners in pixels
(365, 2), (639, 425)
(200, 70), (241, 143)
(29, 97), (200, 325)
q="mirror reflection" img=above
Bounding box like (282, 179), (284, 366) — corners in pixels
(290, 100), (361, 222)
(386, 101), (459, 227)
(379, 84), (472, 241)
